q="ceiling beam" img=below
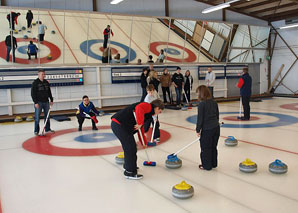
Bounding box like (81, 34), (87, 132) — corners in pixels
(165, 0), (169, 17)
(235, 0), (281, 11)
(252, 3), (297, 15)
(264, 9), (298, 21)
(193, 0), (267, 21)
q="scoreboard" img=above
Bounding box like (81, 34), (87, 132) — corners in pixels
(0, 68), (83, 89)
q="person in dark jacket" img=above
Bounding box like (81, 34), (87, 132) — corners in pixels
(31, 69), (54, 135)
(76, 95), (99, 131)
(172, 67), (184, 107)
(111, 99), (164, 180)
(7, 12), (20, 30)
(183, 70), (193, 103)
(196, 85), (220, 171)
(147, 71), (160, 92)
(103, 25), (114, 49)
(140, 67), (149, 102)
(27, 41), (38, 60)
(237, 67), (252, 120)
(5, 31), (17, 62)
(26, 10), (33, 29)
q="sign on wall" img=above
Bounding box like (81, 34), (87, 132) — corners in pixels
(0, 68), (83, 89)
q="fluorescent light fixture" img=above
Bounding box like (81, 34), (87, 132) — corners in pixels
(202, 0), (240, 14)
(279, 24), (298, 29)
(110, 0), (124, 4)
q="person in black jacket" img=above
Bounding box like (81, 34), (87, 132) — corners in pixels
(140, 67), (148, 102)
(172, 67), (184, 107)
(111, 99), (164, 180)
(237, 67), (252, 120)
(31, 69), (54, 135)
(5, 31), (17, 62)
(196, 85), (220, 171)
(183, 70), (193, 103)
(26, 10), (33, 29)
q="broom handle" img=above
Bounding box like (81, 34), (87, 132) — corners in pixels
(183, 89), (189, 104)
(42, 106), (51, 134)
(150, 118), (156, 142)
(174, 138), (200, 156)
(239, 97), (242, 117)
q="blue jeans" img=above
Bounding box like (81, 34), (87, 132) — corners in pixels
(6, 46), (16, 62)
(175, 87), (182, 105)
(34, 102), (50, 133)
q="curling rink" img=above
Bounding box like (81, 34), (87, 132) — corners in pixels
(0, 97), (298, 212)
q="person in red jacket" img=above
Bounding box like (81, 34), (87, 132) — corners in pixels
(111, 99), (164, 180)
(103, 25), (114, 49)
(7, 12), (20, 30)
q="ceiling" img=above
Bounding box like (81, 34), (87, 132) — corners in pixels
(195, 0), (298, 22)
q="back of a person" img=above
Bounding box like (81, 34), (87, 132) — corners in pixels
(240, 73), (252, 97)
(28, 44), (37, 54)
(199, 99), (219, 130)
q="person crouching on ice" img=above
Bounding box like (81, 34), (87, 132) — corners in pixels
(111, 99), (164, 180)
(76, 95), (99, 131)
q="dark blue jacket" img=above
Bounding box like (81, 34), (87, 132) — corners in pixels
(79, 101), (99, 117)
(240, 73), (252, 97)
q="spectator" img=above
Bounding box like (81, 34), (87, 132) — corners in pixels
(171, 67), (184, 107)
(137, 59), (142, 65)
(113, 53), (120, 63)
(183, 70), (193, 103)
(205, 67), (216, 97)
(156, 49), (165, 63)
(102, 48), (112, 63)
(160, 68), (172, 104)
(140, 67), (149, 102)
(148, 55), (154, 63)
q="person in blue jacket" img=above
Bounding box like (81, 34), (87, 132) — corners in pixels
(76, 95), (99, 131)
(237, 67), (252, 120)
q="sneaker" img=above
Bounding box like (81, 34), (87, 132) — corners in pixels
(124, 170), (143, 180)
(34, 132), (39, 136)
(155, 138), (160, 142)
(92, 126), (98, 130)
(45, 129), (55, 133)
(78, 127), (82, 131)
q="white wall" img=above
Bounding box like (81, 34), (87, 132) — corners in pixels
(271, 21), (298, 95)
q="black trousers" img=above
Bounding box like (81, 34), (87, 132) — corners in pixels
(242, 96), (250, 120)
(103, 37), (108, 48)
(76, 112), (96, 128)
(28, 52), (37, 59)
(111, 121), (137, 173)
(27, 19), (33, 28)
(39, 34), (45, 42)
(183, 86), (191, 103)
(162, 87), (171, 103)
(144, 117), (160, 140)
(200, 125), (220, 170)
(208, 86), (214, 98)
(140, 87), (147, 102)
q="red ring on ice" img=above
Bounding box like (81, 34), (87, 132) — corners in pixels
(22, 126), (171, 156)
(0, 38), (61, 64)
(150, 41), (196, 63)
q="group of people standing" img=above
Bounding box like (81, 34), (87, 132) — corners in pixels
(140, 66), (194, 107)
